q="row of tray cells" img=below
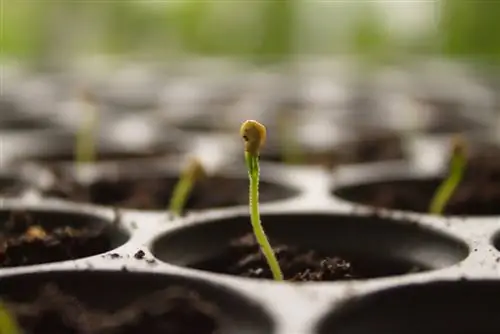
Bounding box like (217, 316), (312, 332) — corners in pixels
(1, 256), (500, 333)
(1, 207), (498, 281)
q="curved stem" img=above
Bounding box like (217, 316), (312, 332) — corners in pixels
(429, 149), (466, 215)
(168, 176), (194, 216)
(76, 103), (97, 165)
(246, 152), (284, 281)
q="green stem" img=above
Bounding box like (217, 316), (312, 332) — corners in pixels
(429, 150), (466, 215)
(279, 117), (303, 165)
(76, 106), (97, 165)
(168, 176), (195, 216)
(245, 152), (284, 281)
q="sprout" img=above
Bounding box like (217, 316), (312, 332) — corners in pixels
(168, 157), (206, 216)
(240, 120), (284, 281)
(277, 109), (303, 165)
(0, 302), (21, 334)
(429, 136), (467, 215)
(76, 88), (98, 166)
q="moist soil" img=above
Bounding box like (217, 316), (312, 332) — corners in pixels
(0, 117), (54, 131)
(4, 284), (221, 334)
(0, 178), (26, 198)
(259, 132), (405, 167)
(29, 148), (174, 167)
(415, 97), (486, 135)
(334, 145), (500, 216)
(44, 174), (292, 211)
(426, 115), (482, 134)
(0, 211), (115, 267)
(192, 233), (422, 282)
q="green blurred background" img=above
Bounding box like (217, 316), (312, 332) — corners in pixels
(2, 0), (500, 70)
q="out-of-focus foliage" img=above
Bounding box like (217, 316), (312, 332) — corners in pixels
(2, 0), (499, 67)
(440, 0), (500, 63)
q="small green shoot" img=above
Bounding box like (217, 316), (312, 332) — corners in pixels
(0, 302), (21, 334)
(429, 136), (467, 215)
(277, 109), (303, 165)
(76, 89), (98, 166)
(240, 120), (284, 281)
(168, 157), (206, 216)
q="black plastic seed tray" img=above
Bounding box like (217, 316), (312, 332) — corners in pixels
(2, 125), (500, 334)
(2, 62), (500, 333)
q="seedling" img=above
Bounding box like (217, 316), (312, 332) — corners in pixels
(0, 302), (21, 334)
(277, 109), (304, 165)
(75, 89), (98, 166)
(168, 157), (206, 216)
(429, 136), (467, 215)
(240, 120), (284, 281)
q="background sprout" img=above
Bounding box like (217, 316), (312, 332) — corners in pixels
(0, 303), (21, 334)
(429, 136), (467, 215)
(168, 157), (206, 216)
(75, 89), (98, 166)
(277, 109), (304, 165)
(240, 120), (284, 281)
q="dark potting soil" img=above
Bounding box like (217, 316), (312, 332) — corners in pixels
(334, 146), (500, 216)
(426, 112), (483, 135)
(0, 178), (25, 198)
(31, 149), (172, 166)
(259, 133), (405, 167)
(4, 284), (221, 334)
(44, 175), (291, 211)
(192, 234), (422, 282)
(0, 117), (54, 131)
(0, 212), (114, 267)
(414, 98), (485, 135)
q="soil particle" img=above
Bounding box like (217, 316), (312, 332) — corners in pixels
(134, 250), (145, 260)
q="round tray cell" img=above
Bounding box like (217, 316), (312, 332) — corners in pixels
(491, 231), (500, 255)
(317, 280), (500, 334)
(333, 144), (500, 217)
(13, 123), (182, 170)
(0, 270), (273, 334)
(0, 117), (55, 132)
(44, 173), (298, 211)
(151, 212), (468, 282)
(0, 208), (129, 268)
(0, 174), (26, 197)
(259, 127), (405, 167)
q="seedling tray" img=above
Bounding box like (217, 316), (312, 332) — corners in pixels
(2, 63), (500, 333)
(2, 129), (500, 334)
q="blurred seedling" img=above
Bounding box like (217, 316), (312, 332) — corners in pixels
(76, 89), (98, 167)
(240, 120), (284, 281)
(429, 136), (467, 215)
(277, 108), (304, 165)
(168, 157), (206, 216)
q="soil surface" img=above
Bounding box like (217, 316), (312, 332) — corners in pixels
(29, 148), (173, 167)
(192, 233), (422, 281)
(0, 177), (25, 197)
(334, 145), (500, 216)
(5, 284), (221, 334)
(259, 132), (405, 167)
(44, 175), (292, 211)
(0, 117), (54, 131)
(0, 211), (115, 267)
(425, 105), (483, 134)
(426, 115), (482, 135)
